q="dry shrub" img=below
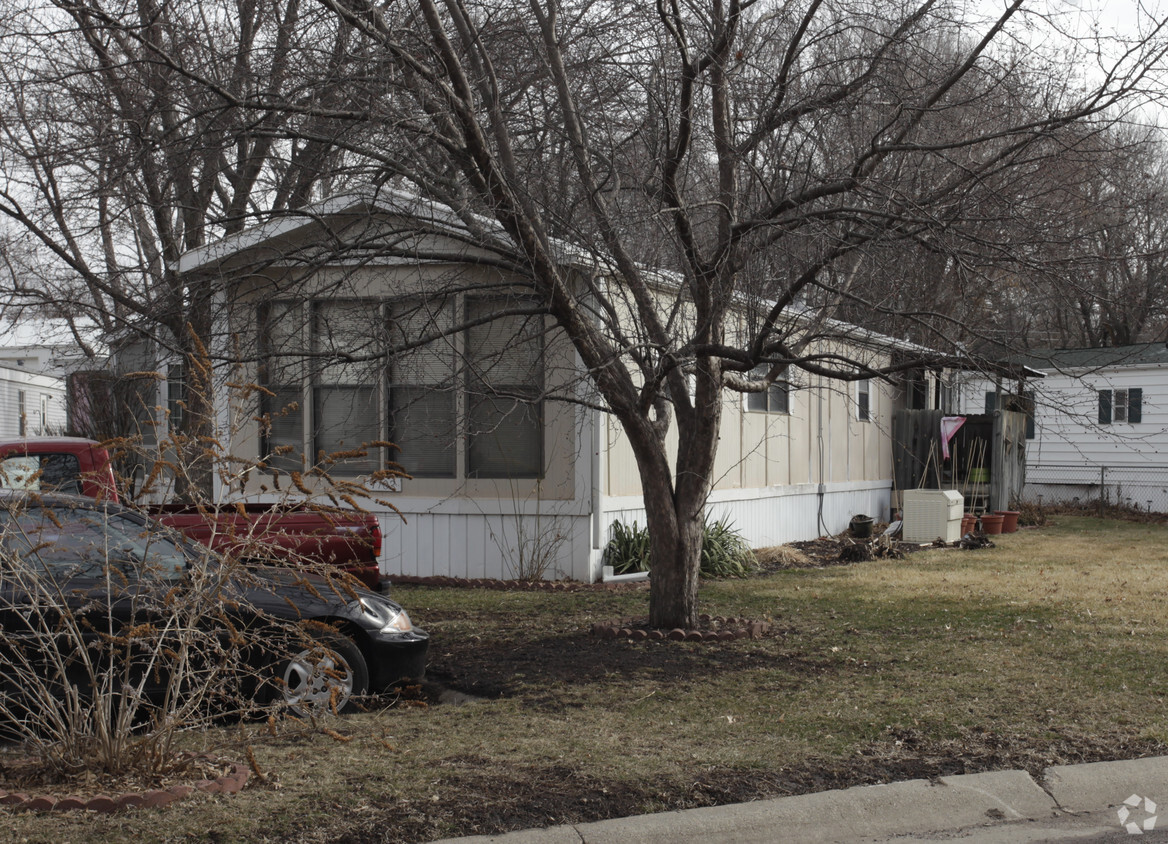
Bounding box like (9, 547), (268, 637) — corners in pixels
(1016, 499), (1047, 527)
(753, 544), (812, 569)
(0, 500), (258, 782)
(0, 497), (338, 787)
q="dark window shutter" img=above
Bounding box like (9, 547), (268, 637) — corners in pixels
(1098, 390), (1112, 424)
(985, 391), (997, 413)
(1129, 388), (1143, 423)
(1023, 389), (1036, 439)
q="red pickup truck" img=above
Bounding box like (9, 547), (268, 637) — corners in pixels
(0, 438), (384, 589)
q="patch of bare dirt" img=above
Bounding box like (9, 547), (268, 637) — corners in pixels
(422, 631), (798, 706)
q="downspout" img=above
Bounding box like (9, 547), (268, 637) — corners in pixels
(211, 286), (230, 503)
(591, 404), (604, 580)
(817, 370), (827, 535)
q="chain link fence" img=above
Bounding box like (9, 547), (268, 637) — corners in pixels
(1021, 464), (1168, 516)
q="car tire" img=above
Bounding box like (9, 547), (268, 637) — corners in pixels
(274, 629), (369, 715)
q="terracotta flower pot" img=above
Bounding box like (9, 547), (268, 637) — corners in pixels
(994, 510), (1020, 533)
(961, 514), (976, 535)
(980, 513), (1005, 535)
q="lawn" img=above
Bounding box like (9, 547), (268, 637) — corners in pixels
(6, 515), (1168, 843)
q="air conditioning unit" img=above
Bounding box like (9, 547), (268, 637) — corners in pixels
(902, 489), (964, 543)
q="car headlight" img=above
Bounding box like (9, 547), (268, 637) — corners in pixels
(349, 597), (413, 633)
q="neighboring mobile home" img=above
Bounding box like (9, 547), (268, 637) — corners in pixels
(960, 343), (1168, 512)
(0, 343), (69, 439)
(0, 366), (67, 440)
(174, 189), (948, 582)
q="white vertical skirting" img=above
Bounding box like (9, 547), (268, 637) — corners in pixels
(600, 480), (892, 551)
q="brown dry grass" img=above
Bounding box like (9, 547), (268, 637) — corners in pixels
(753, 543), (812, 568)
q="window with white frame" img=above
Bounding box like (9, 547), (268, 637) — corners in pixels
(938, 379), (955, 414)
(167, 362), (186, 431)
(259, 301), (309, 472)
(17, 390), (25, 437)
(745, 366), (790, 414)
(257, 296), (543, 480)
(856, 378), (871, 421)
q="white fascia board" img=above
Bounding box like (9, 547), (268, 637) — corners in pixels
(0, 365), (65, 388)
(176, 192), (369, 273)
(175, 185), (603, 275)
(1037, 361), (1166, 375)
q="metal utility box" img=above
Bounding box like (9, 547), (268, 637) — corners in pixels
(902, 489), (964, 543)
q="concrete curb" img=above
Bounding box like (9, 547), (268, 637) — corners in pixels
(433, 756), (1168, 843)
(1045, 756), (1168, 813)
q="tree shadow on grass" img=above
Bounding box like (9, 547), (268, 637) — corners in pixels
(426, 629), (835, 704)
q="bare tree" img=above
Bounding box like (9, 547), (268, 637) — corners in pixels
(1029, 127), (1168, 348)
(268, 0), (1163, 626)
(4, 0), (1168, 627)
(0, 0), (367, 486)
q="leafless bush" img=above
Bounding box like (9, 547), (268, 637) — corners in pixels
(0, 493), (384, 788)
(0, 499), (264, 780)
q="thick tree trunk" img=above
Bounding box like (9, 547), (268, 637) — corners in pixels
(624, 362), (723, 630)
(645, 479), (705, 629)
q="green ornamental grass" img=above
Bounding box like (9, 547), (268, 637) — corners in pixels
(602, 517), (756, 578)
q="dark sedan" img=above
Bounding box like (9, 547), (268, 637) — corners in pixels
(0, 493), (428, 716)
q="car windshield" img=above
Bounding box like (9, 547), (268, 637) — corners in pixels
(0, 505), (189, 583)
(0, 454), (83, 495)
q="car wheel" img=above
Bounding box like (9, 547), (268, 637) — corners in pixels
(276, 630), (369, 715)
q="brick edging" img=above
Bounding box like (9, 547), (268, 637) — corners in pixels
(591, 614), (771, 641)
(0, 761), (248, 813)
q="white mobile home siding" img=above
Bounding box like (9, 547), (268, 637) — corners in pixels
(0, 366), (67, 439)
(599, 355), (899, 562)
(1026, 367), (1166, 467)
(958, 346), (1168, 510)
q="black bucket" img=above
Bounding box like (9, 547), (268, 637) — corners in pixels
(849, 515), (874, 538)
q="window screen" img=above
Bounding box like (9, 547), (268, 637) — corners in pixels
(259, 302), (306, 471)
(389, 300), (456, 478)
(313, 301), (380, 474)
(466, 298), (543, 478)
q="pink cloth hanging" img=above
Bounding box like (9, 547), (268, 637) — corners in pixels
(940, 416), (966, 459)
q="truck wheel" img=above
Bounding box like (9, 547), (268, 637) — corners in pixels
(275, 630), (369, 715)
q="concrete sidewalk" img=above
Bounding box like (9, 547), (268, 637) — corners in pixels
(433, 756), (1168, 843)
